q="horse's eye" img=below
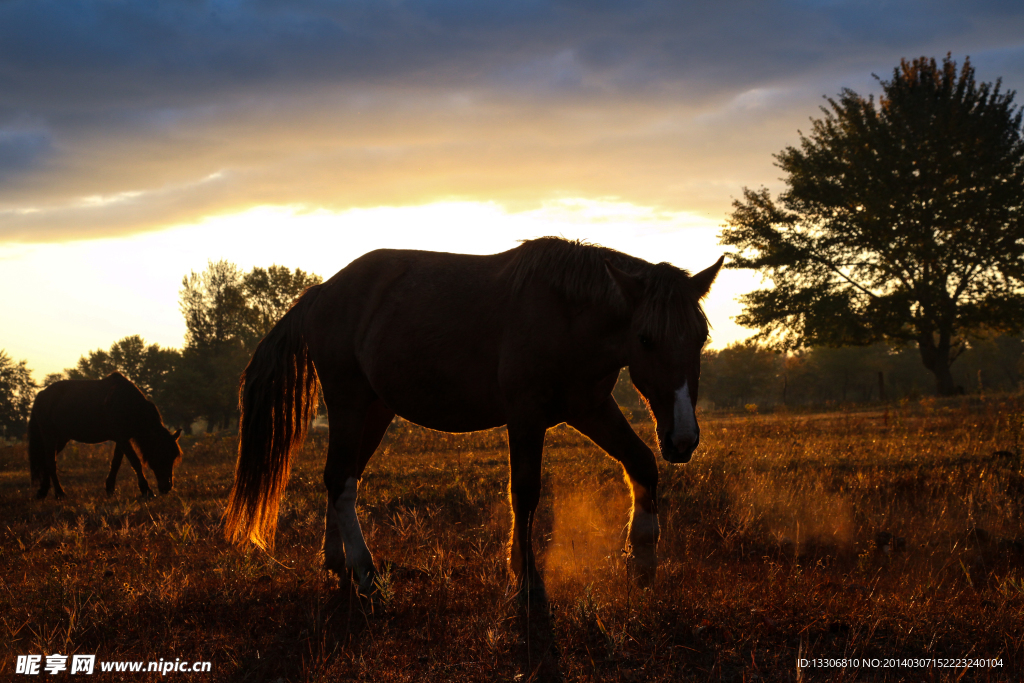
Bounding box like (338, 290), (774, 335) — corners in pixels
(638, 334), (653, 350)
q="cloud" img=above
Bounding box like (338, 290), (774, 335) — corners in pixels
(1, 0), (1023, 242)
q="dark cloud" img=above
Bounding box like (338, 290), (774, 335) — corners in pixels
(0, 128), (52, 182)
(1, 0), (1023, 241)
(5, 0), (1018, 107)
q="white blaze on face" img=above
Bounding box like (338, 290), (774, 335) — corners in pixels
(671, 381), (699, 449)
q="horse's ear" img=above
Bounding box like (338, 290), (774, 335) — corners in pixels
(172, 429), (182, 441)
(605, 260), (643, 307)
(690, 256), (724, 300)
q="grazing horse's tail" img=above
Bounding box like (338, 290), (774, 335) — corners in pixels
(224, 286), (322, 549)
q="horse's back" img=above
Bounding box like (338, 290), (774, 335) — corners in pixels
(303, 245), (622, 432)
(30, 376), (128, 445)
(306, 248), (518, 431)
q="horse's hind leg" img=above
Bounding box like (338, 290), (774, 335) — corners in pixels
(118, 441), (154, 498)
(323, 398), (395, 595)
(105, 444), (125, 495)
(34, 447), (52, 500)
(568, 396), (660, 586)
(507, 420), (548, 601)
(31, 431), (63, 499)
(47, 441), (69, 500)
(35, 465), (52, 500)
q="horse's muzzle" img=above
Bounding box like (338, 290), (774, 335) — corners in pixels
(659, 430), (699, 464)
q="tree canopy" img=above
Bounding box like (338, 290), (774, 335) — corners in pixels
(180, 261), (322, 353)
(241, 264), (323, 349)
(65, 335), (178, 397)
(721, 55), (1024, 395)
(177, 261), (322, 431)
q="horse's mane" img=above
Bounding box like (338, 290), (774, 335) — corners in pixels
(506, 237), (709, 341)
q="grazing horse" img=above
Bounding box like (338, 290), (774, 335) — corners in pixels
(225, 237), (722, 597)
(29, 372), (183, 499)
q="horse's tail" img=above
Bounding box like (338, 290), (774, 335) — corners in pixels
(224, 286), (322, 549)
(28, 401), (46, 486)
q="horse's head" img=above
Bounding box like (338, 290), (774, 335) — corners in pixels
(148, 427), (183, 494)
(608, 256), (723, 464)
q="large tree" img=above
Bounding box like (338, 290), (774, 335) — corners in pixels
(722, 55), (1024, 395)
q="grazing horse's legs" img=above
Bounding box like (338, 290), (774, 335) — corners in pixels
(322, 398), (395, 594)
(105, 444), (124, 495)
(115, 441), (153, 498)
(34, 441), (52, 499)
(35, 476), (50, 499)
(507, 421), (548, 600)
(39, 438), (69, 500)
(568, 395), (661, 585)
(34, 441), (54, 499)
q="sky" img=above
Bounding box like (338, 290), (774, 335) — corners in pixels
(2, 0), (1024, 379)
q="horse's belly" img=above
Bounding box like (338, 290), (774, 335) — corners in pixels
(398, 411), (503, 434)
(362, 326), (505, 432)
(381, 386), (504, 434)
(367, 359), (504, 432)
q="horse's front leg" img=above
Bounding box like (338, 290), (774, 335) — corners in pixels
(507, 421), (548, 602)
(118, 441), (154, 498)
(105, 444), (125, 495)
(568, 395), (660, 586)
(322, 398), (394, 596)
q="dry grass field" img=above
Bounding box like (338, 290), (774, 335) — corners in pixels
(2, 395), (1023, 681)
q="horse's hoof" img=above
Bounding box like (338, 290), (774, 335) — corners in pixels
(322, 552), (347, 580)
(54, 491), (67, 501)
(105, 487), (116, 497)
(626, 549), (657, 588)
(355, 569), (379, 599)
(137, 491), (155, 501)
(35, 491), (48, 500)
(513, 573), (548, 607)
(357, 581), (387, 615)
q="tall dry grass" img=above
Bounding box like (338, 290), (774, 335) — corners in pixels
(1, 395), (1022, 681)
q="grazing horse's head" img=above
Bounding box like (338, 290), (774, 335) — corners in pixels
(608, 256), (723, 464)
(144, 427), (183, 494)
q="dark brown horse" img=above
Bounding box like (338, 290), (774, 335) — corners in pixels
(225, 237), (722, 598)
(29, 372), (183, 499)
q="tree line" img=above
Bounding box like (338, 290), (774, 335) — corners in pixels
(696, 335), (1023, 411)
(0, 261), (320, 439)
(605, 334), (1022, 418)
